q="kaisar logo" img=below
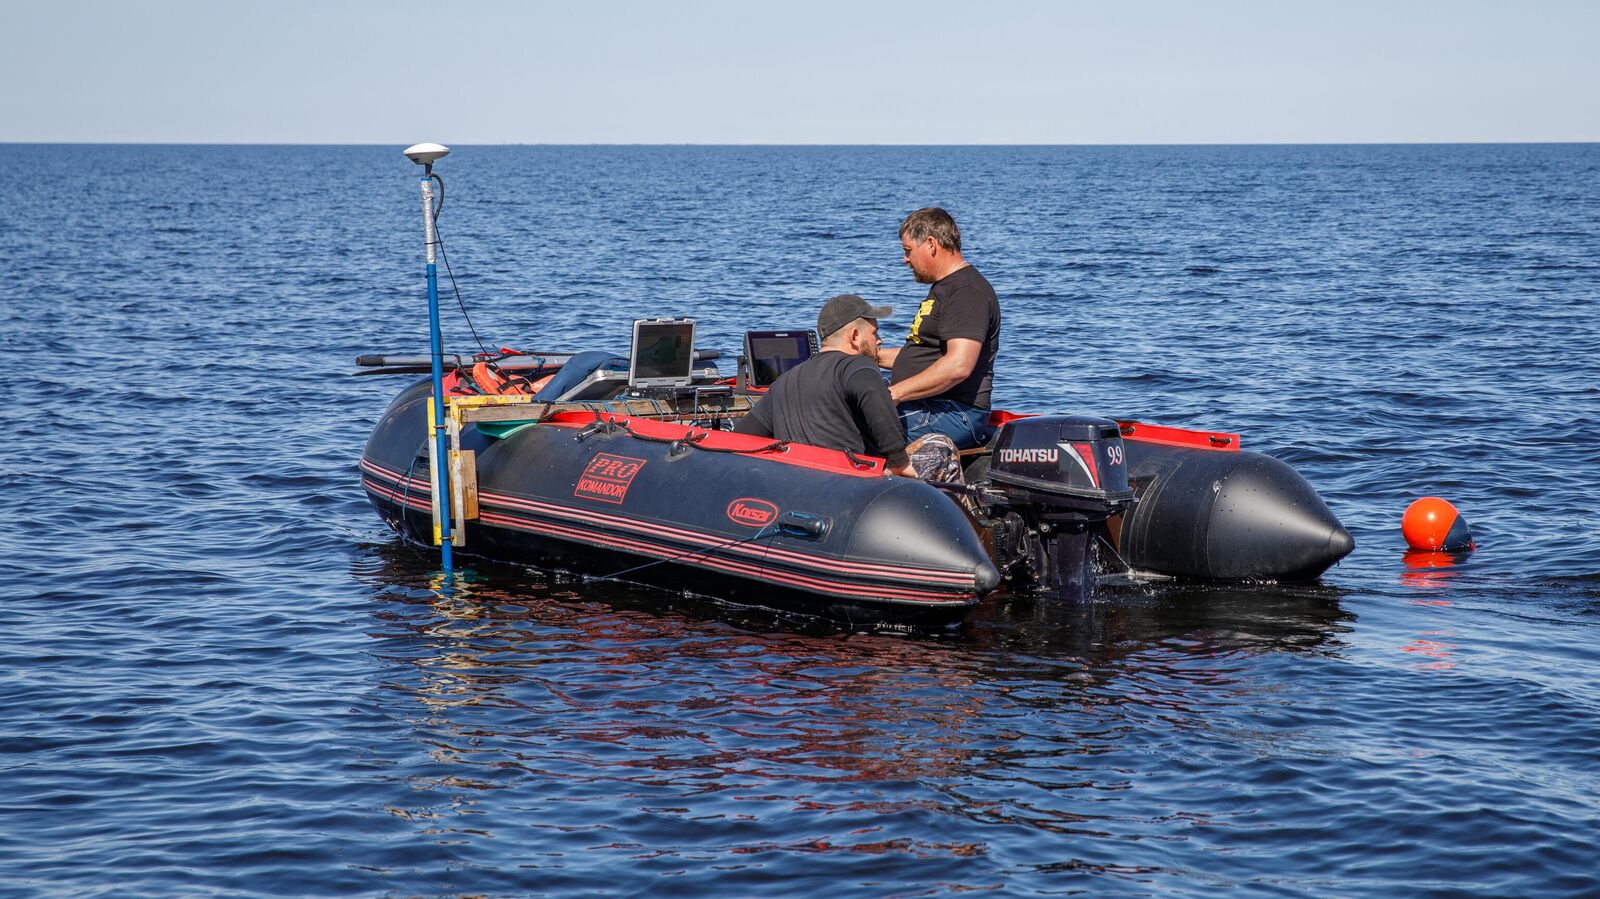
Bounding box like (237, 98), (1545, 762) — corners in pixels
(726, 498), (779, 527)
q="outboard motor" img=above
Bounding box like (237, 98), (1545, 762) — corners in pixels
(980, 415), (1135, 600)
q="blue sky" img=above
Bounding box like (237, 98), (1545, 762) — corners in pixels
(6, 0), (1596, 143)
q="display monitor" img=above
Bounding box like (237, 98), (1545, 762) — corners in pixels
(628, 318), (697, 388)
(744, 330), (817, 388)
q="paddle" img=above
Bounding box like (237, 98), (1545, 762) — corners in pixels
(352, 352), (575, 375)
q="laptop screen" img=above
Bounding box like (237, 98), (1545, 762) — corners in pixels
(629, 318), (697, 388)
(744, 330), (815, 387)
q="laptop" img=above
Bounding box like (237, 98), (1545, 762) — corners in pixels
(628, 318), (697, 389)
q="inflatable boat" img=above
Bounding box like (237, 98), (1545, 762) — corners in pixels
(358, 346), (1354, 625)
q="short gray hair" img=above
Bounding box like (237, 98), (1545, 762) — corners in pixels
(899, 207), (961, 253)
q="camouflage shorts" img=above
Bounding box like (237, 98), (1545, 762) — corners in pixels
(907, 433), (964, 485)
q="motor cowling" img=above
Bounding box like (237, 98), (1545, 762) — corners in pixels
(989, 415), (1134, 511)
(981, 415), (1135, 600)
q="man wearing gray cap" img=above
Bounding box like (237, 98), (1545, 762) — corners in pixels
(734, 294), (916, 477)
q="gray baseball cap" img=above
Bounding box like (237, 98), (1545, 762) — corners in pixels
(817, 294), (893, 341)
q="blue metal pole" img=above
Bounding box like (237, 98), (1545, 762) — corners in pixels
(421, 171), (453, 573)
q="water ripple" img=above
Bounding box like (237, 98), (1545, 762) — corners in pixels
(3, 143), (1598, 897)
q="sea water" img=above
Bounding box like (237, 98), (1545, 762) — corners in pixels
(2, 143), (1597, 896)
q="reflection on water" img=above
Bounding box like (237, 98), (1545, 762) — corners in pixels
(1400, 548), (1475, 590)
(969, 580), (1352, 660)
(353, 543), (1360, 886)
(1398, 632), (1458, 670)
(1395, 554), (1472, 672)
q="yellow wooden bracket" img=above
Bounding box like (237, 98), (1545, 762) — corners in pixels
(423, 396), (516, 547)
(425, 396), (444, 546)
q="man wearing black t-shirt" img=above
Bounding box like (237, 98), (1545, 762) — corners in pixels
(734, 294), (917, 477)
(878, 207), (1001, 450)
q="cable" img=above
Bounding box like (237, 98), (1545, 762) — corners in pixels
(399, 436), (428, 540)
(1095, 529), (1135, 574)
(596, 524), (782, 581)
(427, 172), (490, 357)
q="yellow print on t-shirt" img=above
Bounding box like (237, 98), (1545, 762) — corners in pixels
(908, 295), (935, 345)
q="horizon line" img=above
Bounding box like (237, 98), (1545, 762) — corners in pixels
(2, 139), (1597, 148)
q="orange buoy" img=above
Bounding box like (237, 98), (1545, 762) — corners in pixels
(1402, 497), (1474, 552)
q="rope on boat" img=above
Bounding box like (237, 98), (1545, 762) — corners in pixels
(840, 449), (876, 469)
(595, 523), (782, 581)
(607, 421), (790, 457)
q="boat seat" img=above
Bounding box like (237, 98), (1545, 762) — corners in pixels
(532, 350), (629, 402)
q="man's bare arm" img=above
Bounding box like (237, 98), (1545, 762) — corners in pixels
(887, 338), (981, 403)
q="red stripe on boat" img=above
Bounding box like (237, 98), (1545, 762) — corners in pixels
(478, 510), (975, 605)
(362, 475), (434, 512)
(480, 490), (977, 587)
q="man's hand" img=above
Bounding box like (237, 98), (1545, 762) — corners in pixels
(886, 338), (981, 403)
(887, 460), (918, 478)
